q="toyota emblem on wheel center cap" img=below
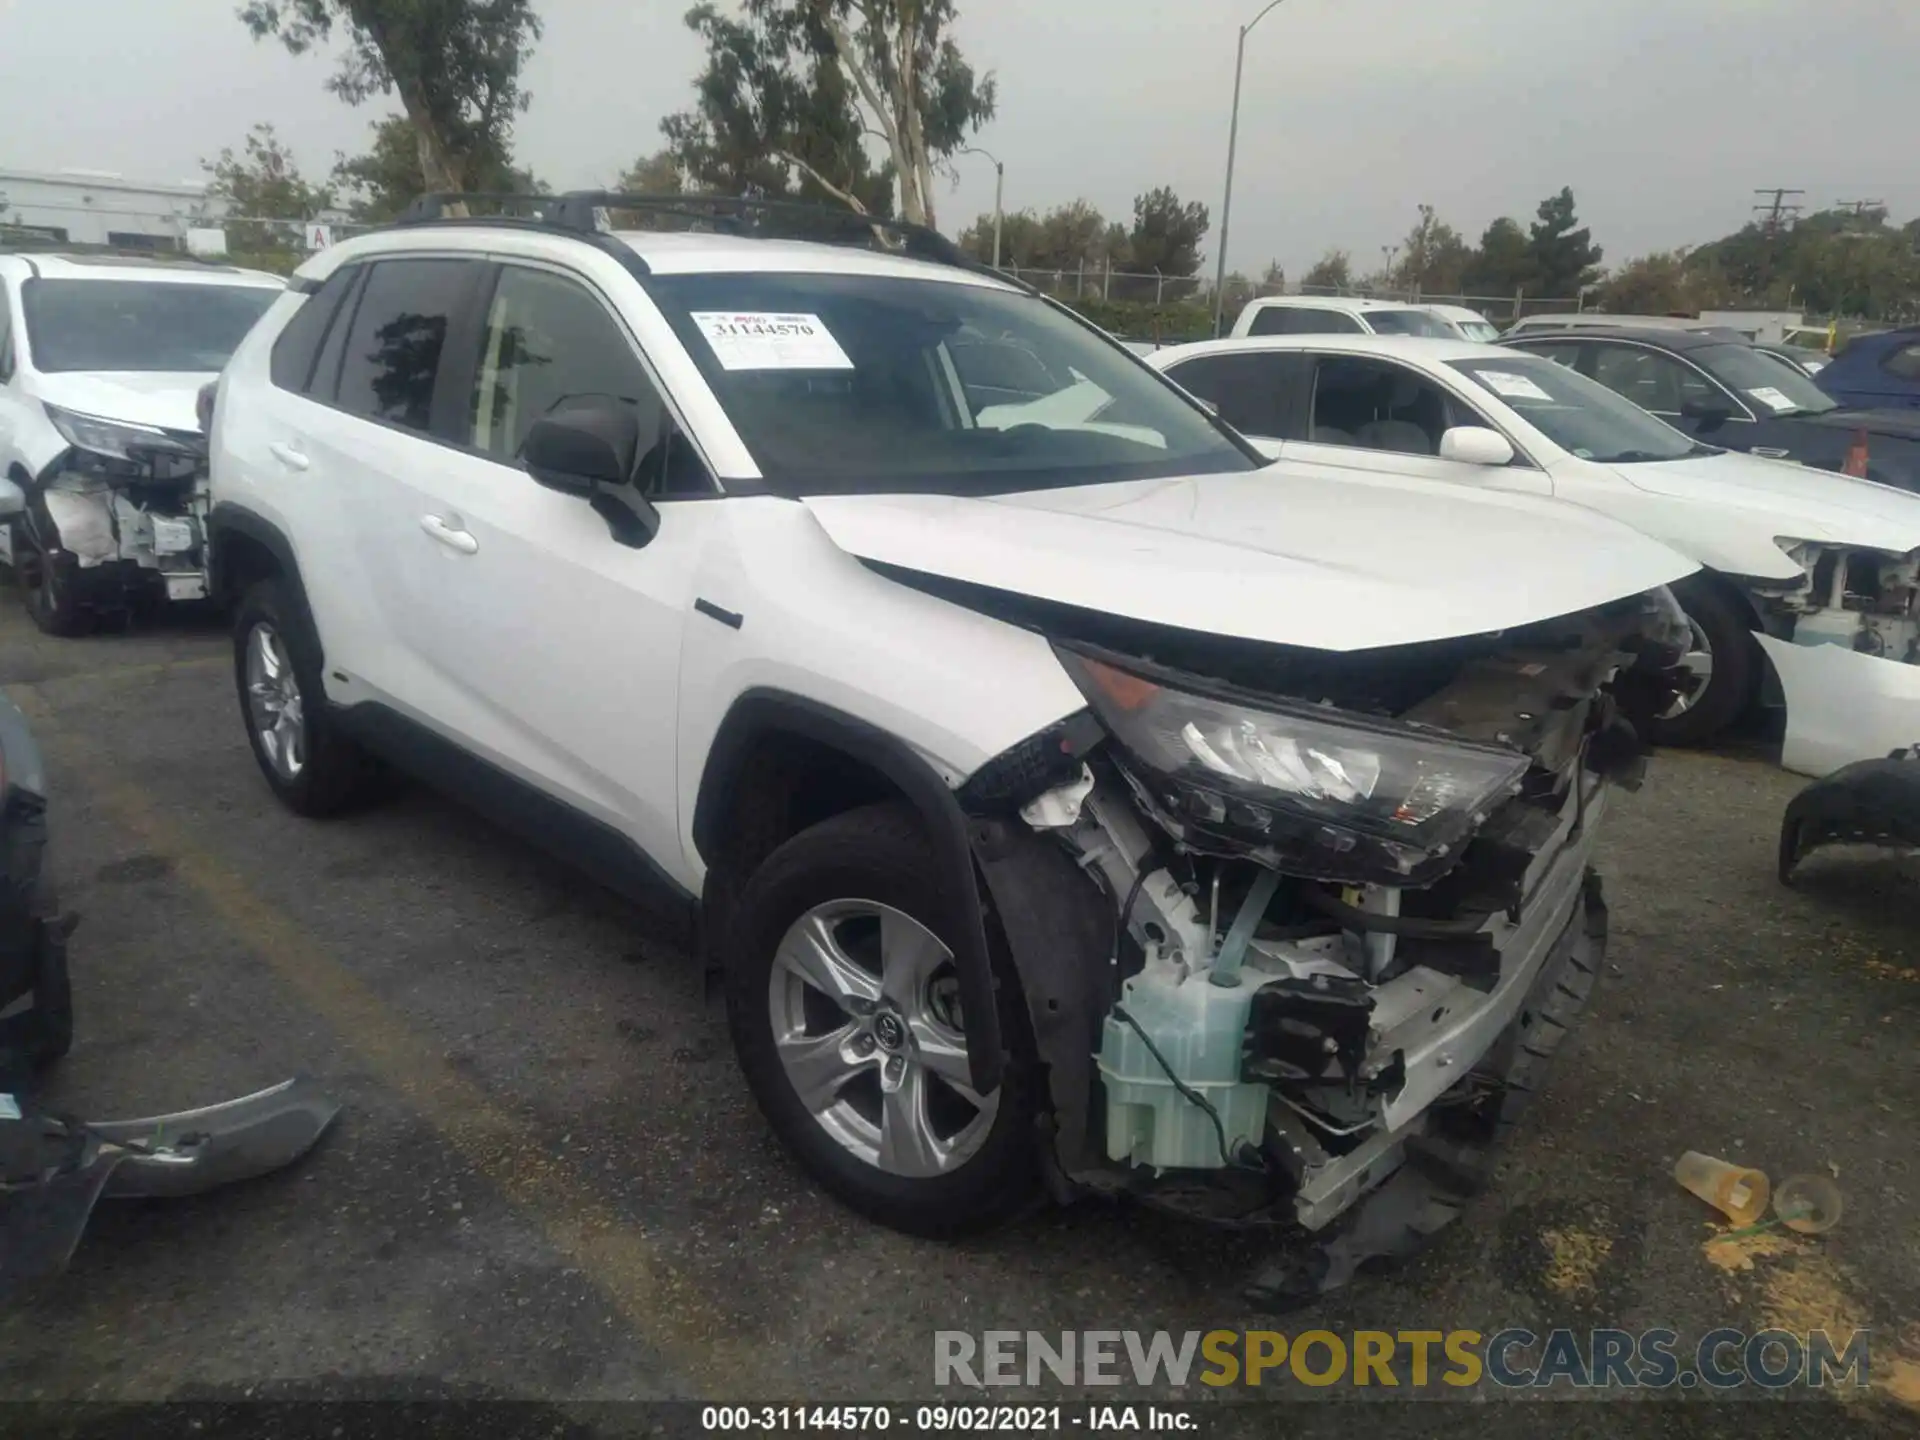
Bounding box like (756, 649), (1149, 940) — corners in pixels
(873, 1011), (907, 1051)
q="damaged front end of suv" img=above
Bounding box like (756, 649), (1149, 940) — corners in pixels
(4, 403), (215, 635)
(961, 588), (1689, 1303)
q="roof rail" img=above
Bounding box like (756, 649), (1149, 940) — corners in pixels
(389, 190), (993, 278)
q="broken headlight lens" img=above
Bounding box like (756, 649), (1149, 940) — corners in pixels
(1057, 647), (1530, 882)
(43, 403), (187, 464)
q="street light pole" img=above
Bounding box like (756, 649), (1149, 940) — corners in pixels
(1211, 0), (1289, 336)
(964, 146), (1005, 269)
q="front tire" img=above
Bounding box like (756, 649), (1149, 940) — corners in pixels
(17, 517), (91, 638)
(233, 579), (386, 817)
(724, 802), (1040, 1237)
(1649, 578), (1758, 748)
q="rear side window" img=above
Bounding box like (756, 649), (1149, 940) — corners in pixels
(1162, 353), (1300, 438)
(269, 267), (357, 394)
(1883, 343), (1920, 382)
(1247, 305), (1363, 336)
(334, 258), (478, 433)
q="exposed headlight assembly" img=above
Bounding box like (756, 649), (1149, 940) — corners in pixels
(1056, 647), (1530, 885)
(44, 403), (192, 465)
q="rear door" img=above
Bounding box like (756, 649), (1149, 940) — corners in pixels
(296, 254), (490, 714)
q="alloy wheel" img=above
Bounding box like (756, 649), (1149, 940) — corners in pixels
(767, 899), (996, 1178)
(245, 622), (306, 781)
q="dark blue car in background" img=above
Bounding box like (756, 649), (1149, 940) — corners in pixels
(1817, 326), (1920, 410)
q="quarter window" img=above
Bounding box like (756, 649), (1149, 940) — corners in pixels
(334, 259), (477, 433)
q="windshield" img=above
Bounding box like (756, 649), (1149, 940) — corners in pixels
(1691, 342), (1838, 415)
(21, 279), (279, 374)
(1456, 320), (1501, 342)
(646, 271), (1256, 496)
(1365, 308), (1455, 338)
(1449, 354), (1705, 464)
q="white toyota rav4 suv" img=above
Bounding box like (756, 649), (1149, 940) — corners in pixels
(206, 194), (1697, 1296)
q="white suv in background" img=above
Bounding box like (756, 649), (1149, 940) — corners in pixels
(1231, 294), (1457, 340)
(205, 194), (1697, 1291)
(0, 251), (284, 633)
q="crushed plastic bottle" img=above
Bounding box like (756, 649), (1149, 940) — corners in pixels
(1674, 1150), (1771, 1226)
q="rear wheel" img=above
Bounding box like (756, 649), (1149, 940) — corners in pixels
(233, 579), (387, 816)
(1649, 579), (1757, 748)
(724, 802), (1040, 1236)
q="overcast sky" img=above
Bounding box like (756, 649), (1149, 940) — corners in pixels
(4, 0), (1916, 279)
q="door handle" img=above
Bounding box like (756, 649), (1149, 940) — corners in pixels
(419, 514), (479, 555)
(268, 441), (310, 471)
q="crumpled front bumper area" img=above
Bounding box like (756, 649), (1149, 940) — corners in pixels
(1779, 747), (1920, 880)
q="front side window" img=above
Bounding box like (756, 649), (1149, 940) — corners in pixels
(645, 271), (1256, 496)
(20, 279), (279, 374)
(465, 266), (708, 497)
(1451, 354), (1701, 463)
(1578, 343), (1729, 414)
(1310, 356), (1474, 454)
(1691, 342), (1838, 416)
(1364, 308), (1454, 338)
(334, 259), (478, 433)
(270, 266), (358, 395)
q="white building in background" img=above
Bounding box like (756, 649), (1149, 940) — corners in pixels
(0, 168), (223, 250)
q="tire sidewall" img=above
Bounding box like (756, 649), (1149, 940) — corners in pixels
(1649, 580), (1756, 748)
(724, 809), (1039, 1236)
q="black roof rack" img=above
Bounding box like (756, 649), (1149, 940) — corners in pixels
(392, 190), (993, 279)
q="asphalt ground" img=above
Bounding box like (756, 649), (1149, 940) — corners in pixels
(0, 593), (1915, 1439)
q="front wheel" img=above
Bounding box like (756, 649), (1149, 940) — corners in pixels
(17, 516), (91, 638)
(1648, 579), (1758, 748)
(724, 803), (1040, 1237)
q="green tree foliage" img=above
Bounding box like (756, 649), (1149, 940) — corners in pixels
(1460, 216), (1533, 296)
(661, 2), (893, 214)
(663, 0), (994, 227)
(240, 1), (541, 196)
(1126, 187), (1209, 279)
(959, 199), (1117, 273)
(619, 148), (686, 194)
(1391, 204), (1470, 296)
(330, 114), (542, 222)
(202, 122), (333, 250)
(1300, 249), (1353, 290)
(1526, 186), (1603, 298)
(1679, 207), (1920, 319)
(1259, 259), (1286, 292)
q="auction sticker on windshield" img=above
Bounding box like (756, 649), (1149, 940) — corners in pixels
(691, 311), (854, 371)
(1477, 370), (1553, 402)
(1748, 386), (1797, 412)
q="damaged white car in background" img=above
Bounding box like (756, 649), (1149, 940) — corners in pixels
(0, 251), (282, 635)
(1150, 335), (1920, 775)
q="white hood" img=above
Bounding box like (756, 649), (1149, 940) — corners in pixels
(1579, 451), (1920, 582)
(30, 371), (212, 434)
(803, 465), (1699, 652)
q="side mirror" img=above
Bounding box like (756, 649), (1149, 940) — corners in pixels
(1437, 426), (1516, 467)
(1680, 396), (1733, 430)
(522, 398), (661, 549)
(0, 476), (23, 520)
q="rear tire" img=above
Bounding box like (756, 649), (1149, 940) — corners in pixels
(1649, 578), (1757, 748)
(233, 578), (387, 817)
(724, 802), (1040, 1237)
